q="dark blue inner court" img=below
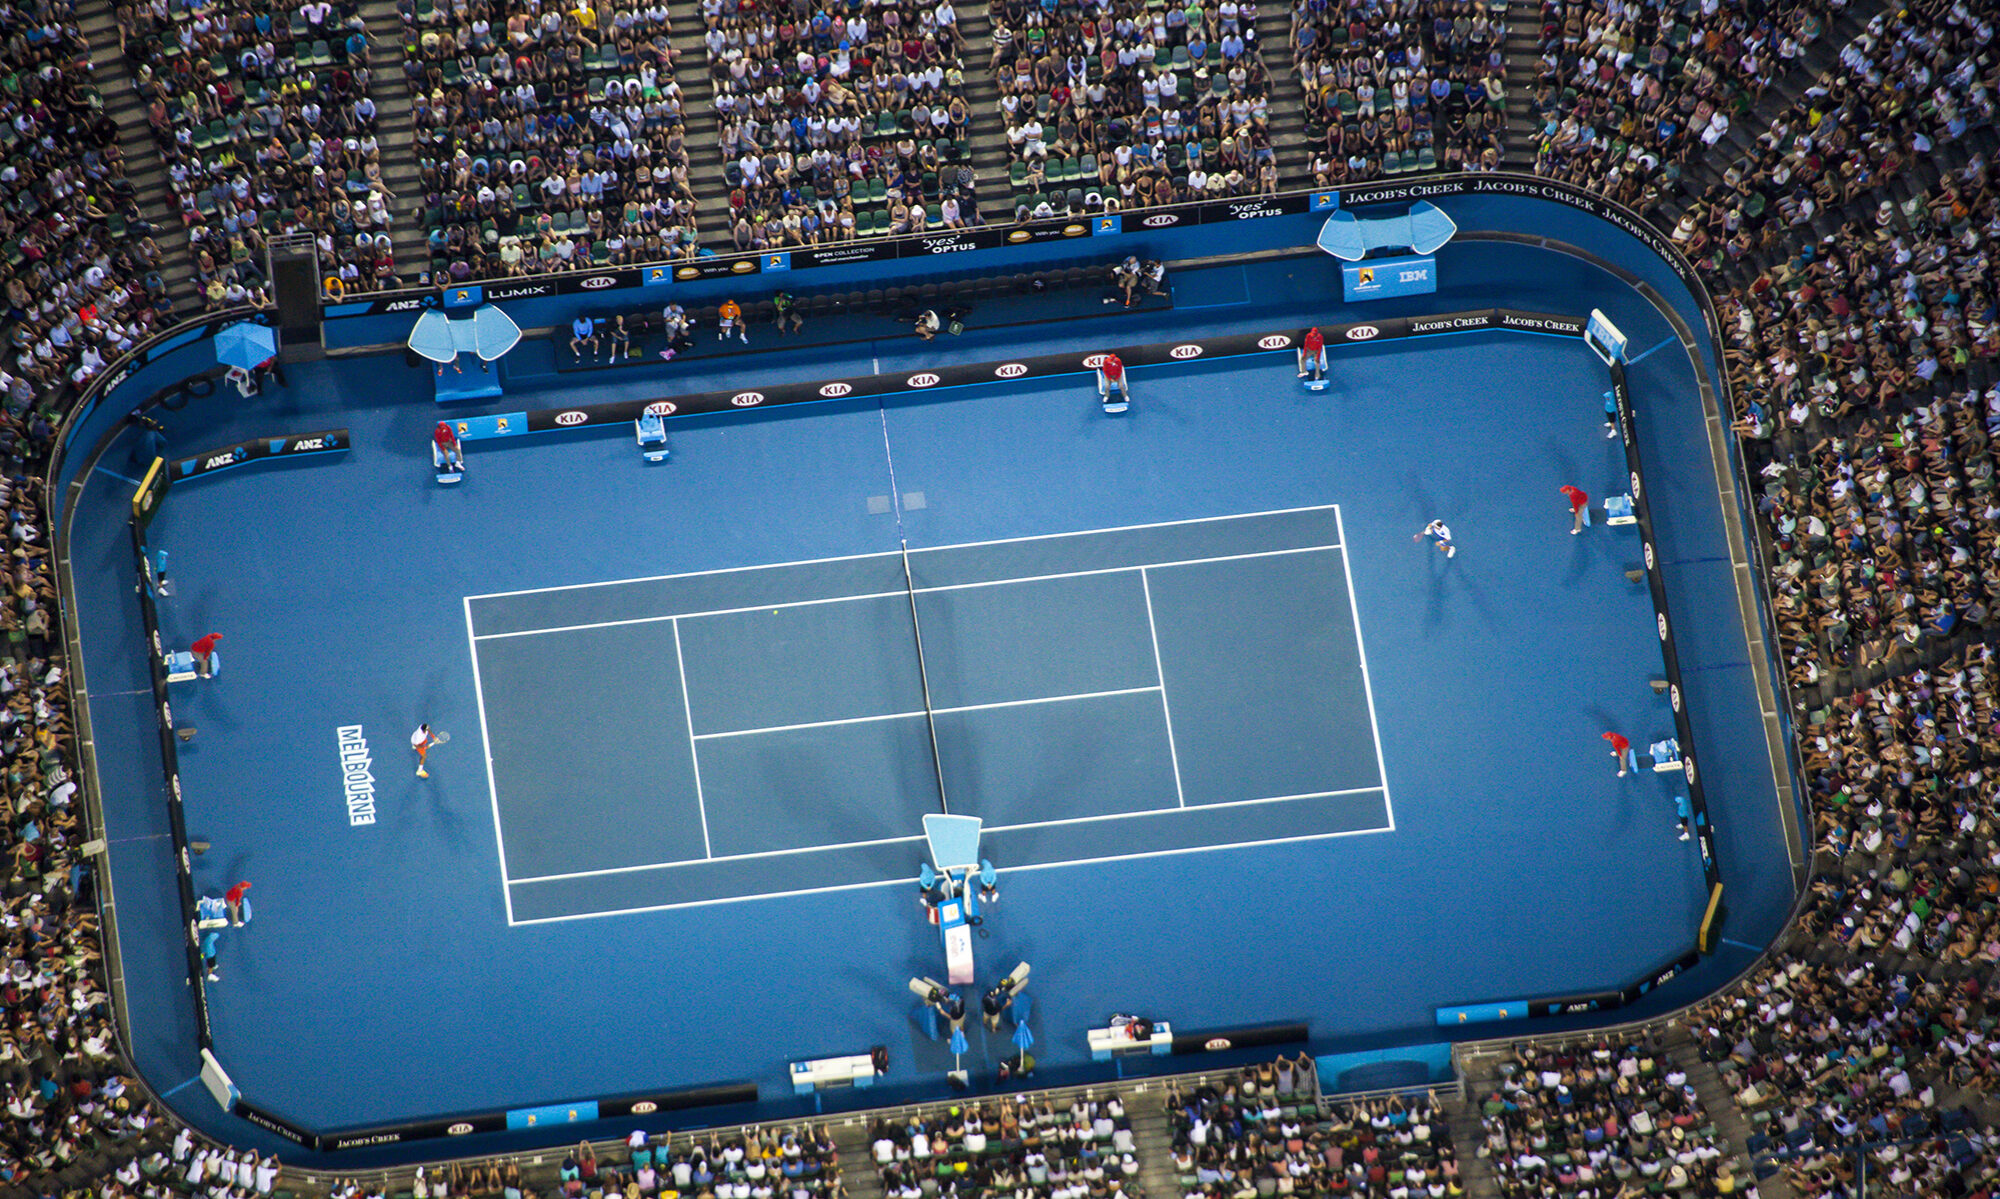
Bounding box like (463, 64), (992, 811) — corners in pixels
(476, 506), (1385, 919)
(61, 243), (1790, 1157)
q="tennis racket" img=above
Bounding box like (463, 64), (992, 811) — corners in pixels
(430, 729), (451, 745)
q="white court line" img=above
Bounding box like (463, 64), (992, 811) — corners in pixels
(464, 595), (516, 925)
(1334, 506), (1396, 832)
(472, 546), (1342, 643)
(504, 823), (1394, 925)
(1140, 568), (1186, 809)
(985, 786), (1382, 834)
(687, 685), (1163, 742)
(509, 831), (928, 884)
(465, 547), (902, 602)
(670, 618), (713, 859)
(505, 785), (1385, 885)
(691, 708), (928, 741)
(913, 544), (1341, 597)
(473, 590), (910, 642)
(465, 503), (1342, 604)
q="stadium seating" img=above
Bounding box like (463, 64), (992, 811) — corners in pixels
(116, 0), (398, 300)
(872, 1090), (1143, 1199)
(406, 0), (698, 280)
(1291, 0), (1507, 182)
(988, 0), (1277, 219)
(1528, 0), (1842, 211)
(700, 0), (984, 243)
(0, 0), (174, 404)
(1475, 1036), (1735, 1197)
(1167, 1062), (1466, 1199)
(14, 0), (2000, 1190)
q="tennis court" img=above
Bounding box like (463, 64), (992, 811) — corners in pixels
(471, 505), (1389, 921)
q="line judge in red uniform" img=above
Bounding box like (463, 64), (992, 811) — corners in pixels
(1559, 484), (1589, 534)
(1602, 730), (1633, 778)
(433, 421), (463, 471)
(1297, 326), (1327, 381)
(191, 632), (222, 678)
(1096, 353), (1129, 410)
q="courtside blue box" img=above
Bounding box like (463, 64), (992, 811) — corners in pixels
(505, 1100), (601, 1130)
(450, 412), (530, 441)
(1094, 214), (1123, 236)
(441, 284), (484, 309)
(762, 252), (792, 272)
(1342, 254), (1436, 302)
(642, 266), (673, 286)
(1436, 1000), (1529, 1026)
(1310, 191), (1341, 212)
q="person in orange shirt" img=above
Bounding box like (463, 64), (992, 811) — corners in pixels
(717, 298), (748, 343)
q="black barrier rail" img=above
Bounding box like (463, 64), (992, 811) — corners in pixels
(1521, 948), (1702, 1020)
(1608, 362), (1720, 892)
(126, 512), (212, 1053)
(1169, 1022), (1310, 1056)
(315, 1082), (762, 1154)
(457, 308), (1585, 438)
(172, 429), (351, 482)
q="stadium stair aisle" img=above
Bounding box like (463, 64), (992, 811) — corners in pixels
(76, 0), (197, 305)
(1680, 1045), (1797, 1199)
(667, 17), (726, 236)
(1448, 1045), (1515, 1199)
(1440, 1092), (1503, 1199)
(1122, 1079), (1186, 1199)
(1499, 1), (1540, 164)
(357, 0), (427, 276)
(953, 0), (1010, 226)
(1255, 4), (1308, 182)
(829, 1119), (885, 1199)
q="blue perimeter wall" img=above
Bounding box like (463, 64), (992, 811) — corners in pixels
(53, 185), (1793, 1128)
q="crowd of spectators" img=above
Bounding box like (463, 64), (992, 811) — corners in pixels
(2, 0), (177, 408)
(1682, 945), (1995, 1199)
(1527, 0), (1841, 213)
(1713, 160), (2000, 445)
(1669, 0), (1998, 266)
(1714, 160), (2000, 686)
(989, 0), (1277, 220)
(1750, 381), (2000, 686)
(872, 1089), (1141, 1199)
(116, 0), (393, 303)
(1475, 1037), (1736, 1197)
(1167, 1060), (1465, 1199)
(702, 0), (987, 244)
(407, 0), (701, 282)
(584, 1125), (846, 1199)
(11, 0), (2000, 1191)
(1292, 0), (1508, 185)
(0, 225), (163, 1194)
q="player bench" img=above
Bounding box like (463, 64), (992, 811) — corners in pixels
(1088, 1020), (1173, 1061)
(789, 1052), (879, 1095)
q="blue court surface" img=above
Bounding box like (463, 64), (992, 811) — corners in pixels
(63, 245), (1790, 1153)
